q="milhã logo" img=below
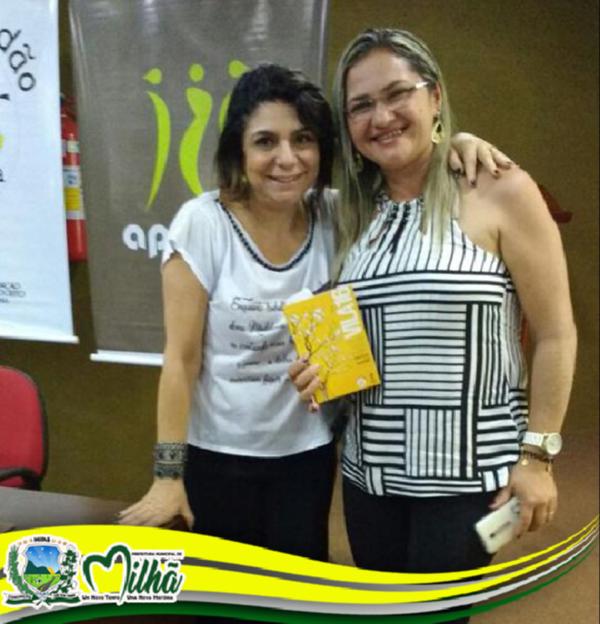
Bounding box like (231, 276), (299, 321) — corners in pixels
(3, 536), (185, 609)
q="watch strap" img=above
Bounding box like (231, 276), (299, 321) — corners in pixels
(522, 431), (545, 447)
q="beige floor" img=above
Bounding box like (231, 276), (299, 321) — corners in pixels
(328, 420), (599, 623)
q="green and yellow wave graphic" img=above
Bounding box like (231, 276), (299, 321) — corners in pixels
(0, 517), (597, 622)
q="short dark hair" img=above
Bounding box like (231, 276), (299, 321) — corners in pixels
(216, 63), (334, 200)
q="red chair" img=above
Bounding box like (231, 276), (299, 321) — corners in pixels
(0, 366), (48, 489)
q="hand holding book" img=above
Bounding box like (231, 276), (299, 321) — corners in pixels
(288, 358), (323, 412)
(284, 285), (380, 404)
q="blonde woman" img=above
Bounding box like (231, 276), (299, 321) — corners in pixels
(292, 28), (576, 620)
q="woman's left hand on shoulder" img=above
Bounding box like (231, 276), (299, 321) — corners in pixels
(490, 461), (558, 536)
(448, 132), (513, 185)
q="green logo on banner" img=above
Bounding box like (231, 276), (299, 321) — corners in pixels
(143, 59), (248, 210)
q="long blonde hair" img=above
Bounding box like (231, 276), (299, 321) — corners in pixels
(331, 28), (458, 276)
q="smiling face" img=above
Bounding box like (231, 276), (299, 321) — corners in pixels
(242, 101), (320, 210)
(345, 48), (440, 180)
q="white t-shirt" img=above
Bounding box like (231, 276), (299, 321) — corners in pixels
(163, 190), (335, 456)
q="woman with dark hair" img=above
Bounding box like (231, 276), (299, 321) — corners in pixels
(120, 62), (512, 562)
(120, 64), (337, 560)
(291, 28), (576, 622)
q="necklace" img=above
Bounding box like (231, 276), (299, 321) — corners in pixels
(217, 199), (315, 272)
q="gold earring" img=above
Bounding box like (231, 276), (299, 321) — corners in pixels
(239, 173), (250, 196)
(431, 117), (443, 144)
(354, 151), (363, 173)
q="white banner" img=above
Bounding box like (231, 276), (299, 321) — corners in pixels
(0, 0), (76, 344)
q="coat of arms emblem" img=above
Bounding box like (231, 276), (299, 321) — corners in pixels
(3, 536), (81, 608)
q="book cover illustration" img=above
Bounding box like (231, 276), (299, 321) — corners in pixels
(283, 285), (381, 403)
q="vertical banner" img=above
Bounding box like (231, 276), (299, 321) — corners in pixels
(0, 0), (77, 344)
(70, 0), (329, 365)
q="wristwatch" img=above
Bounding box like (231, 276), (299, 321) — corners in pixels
(522, 431), (563, 457)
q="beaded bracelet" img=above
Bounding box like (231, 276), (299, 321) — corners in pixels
(153, 442), (187, 463)
(153, 442), (187, 480)
(153, 463), (185, 479)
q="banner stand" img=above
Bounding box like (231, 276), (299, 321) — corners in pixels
(0, 326), (78, 344)
(90, 351), (162, 366)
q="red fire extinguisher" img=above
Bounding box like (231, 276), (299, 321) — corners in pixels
(61, 95), (87, 261)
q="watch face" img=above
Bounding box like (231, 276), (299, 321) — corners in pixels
(545, 433), (563, 455)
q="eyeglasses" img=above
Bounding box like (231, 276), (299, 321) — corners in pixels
(345, 81), (430, 122)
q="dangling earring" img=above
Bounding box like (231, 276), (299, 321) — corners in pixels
(239, 173), (249, 196)
(431, 115), (443, 144)
(354, 151), (363, 173)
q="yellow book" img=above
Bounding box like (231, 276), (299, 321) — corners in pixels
(283, 285), (381, 403)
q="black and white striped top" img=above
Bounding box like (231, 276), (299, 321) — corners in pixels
(340, 193), (528, 497)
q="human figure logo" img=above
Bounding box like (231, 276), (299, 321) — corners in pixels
(123, 59), (249, 259)
(143, 59), (248, 210)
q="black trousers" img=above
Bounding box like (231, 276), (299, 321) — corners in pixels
(184, 441), (336, 561)
(343, 479), (495, 624)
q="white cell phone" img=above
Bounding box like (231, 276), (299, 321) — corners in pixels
(475, 497), (521, 554)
